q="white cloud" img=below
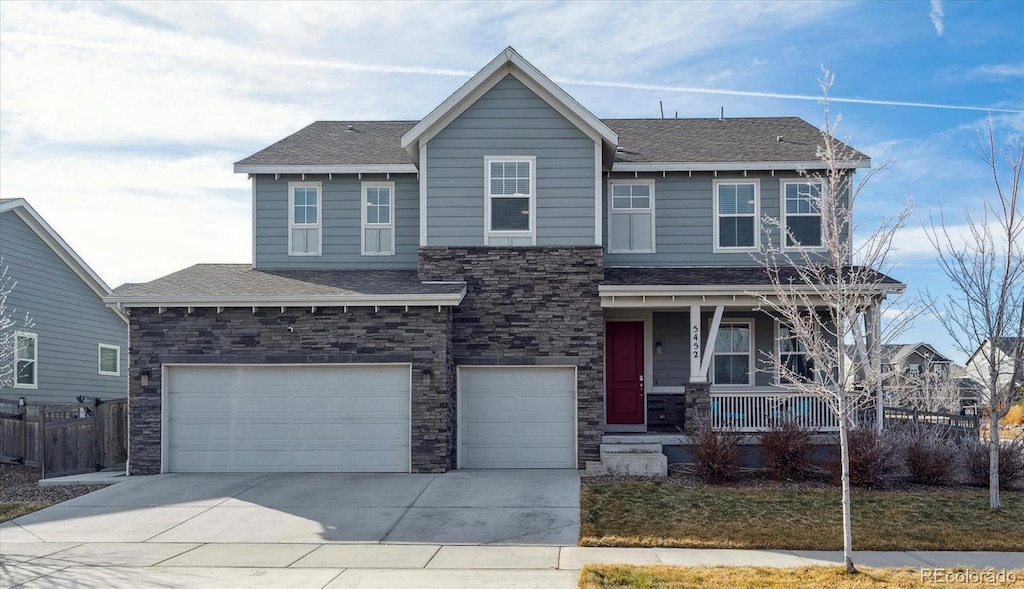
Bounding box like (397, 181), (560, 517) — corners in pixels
(929, 0), (944, 36)
(964, 63), (1024, 80)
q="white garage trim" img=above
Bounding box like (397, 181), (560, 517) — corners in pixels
(457, 365), (578, 469)
(161, 363), (412, 473)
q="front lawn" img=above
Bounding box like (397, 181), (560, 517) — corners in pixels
(581, 482), (1024, 551)
(0, 502), (49, 523)
(580, 565), (1023, 589)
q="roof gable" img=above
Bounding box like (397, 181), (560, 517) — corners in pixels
(0, 198), (126, 323)
(400, 47), (618, 165)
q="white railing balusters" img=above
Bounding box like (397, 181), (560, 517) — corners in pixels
(709, 391), (840, 432)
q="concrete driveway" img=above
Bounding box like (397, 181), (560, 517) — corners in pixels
(0, 469), (580, 546)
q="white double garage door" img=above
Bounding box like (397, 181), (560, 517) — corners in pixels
(163, 364), (576, 473)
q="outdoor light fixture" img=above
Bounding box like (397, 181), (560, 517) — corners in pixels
(141, 371), (150, 387)
(422, 368), (433, 387)
(18, 397), (25, 407)
(655, 342), (663, 356)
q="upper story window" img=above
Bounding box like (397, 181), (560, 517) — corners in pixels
(712, 322), (753, 385)
(608, 180), (655, 254)
(15, 332), (37, 389)
(98, 344), (120, 376)
(362, 181), (396, 256)
(782, 180), (824, 249)
(484, 156), (536, 245)
(714, 180), (759, 252)
(289, 182), (322, 256)
(778, 324), (814, 384)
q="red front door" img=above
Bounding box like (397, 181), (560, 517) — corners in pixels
(606, 321), (644, 425)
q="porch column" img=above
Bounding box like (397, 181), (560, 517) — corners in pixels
(689, 305), (705, 383)
(687, 304), (711, 434)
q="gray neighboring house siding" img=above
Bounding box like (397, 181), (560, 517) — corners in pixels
(126, 306), (455, 475)
(254, 173), (420, 270)
(425, 75), (597, 247)
(0, 210), (128, 403)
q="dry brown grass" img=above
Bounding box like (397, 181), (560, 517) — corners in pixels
(580, 482), (1024, 551)
(0, 501), (49, 522)
(579, 565), (1023, 589)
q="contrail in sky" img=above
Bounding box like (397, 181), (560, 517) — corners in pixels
(7, 32), (1022, 114)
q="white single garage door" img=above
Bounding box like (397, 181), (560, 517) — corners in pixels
(459, 366), (576, 468)
(165, 364), (410, 473)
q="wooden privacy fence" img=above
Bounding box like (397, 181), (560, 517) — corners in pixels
(0, 398), (128, 478)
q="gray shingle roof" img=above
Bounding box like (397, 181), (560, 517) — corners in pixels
(605, 117), (866, 164)
(108, 264), (465, 303)
(603, 266), (902, 287)
(236, 121), (416, 167)
(236, 117), (865, 168)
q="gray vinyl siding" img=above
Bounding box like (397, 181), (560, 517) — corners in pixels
(253, 173), (419, 269)
(652, 310), (779, 387)
(0, 211), (128, 403)
(603, 172), (836, 267)
(425, 75), (596, 246)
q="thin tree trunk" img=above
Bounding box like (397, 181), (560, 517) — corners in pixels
(838, 394), (856, 573)
(990, 408), (1001, 512)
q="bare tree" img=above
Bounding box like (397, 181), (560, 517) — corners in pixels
(927, 117), (1024, 512)
(0, 259), (35, 389)
(753, 71), (914, 573)
(887, 356), (963, 413)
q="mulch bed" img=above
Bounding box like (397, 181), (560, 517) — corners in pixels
(0, 463), (111, 504)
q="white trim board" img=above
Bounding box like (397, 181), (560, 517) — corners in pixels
(234, 164), (418, 174)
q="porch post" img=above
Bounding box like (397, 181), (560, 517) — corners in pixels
(689, 305), (705, 383)
(872, 300), (884, 432)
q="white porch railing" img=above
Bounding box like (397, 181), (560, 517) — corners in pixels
(710, 391), (839, 432)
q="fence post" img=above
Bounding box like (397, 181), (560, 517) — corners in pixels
(39, 405), (46, 479)
(94, 399), (104, 471)
(21, 402), (29, 465)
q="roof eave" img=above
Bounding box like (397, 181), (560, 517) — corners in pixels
(612, 159), (872, 172)
(103, 290), (467, 309)
(233, 164), (418, 175)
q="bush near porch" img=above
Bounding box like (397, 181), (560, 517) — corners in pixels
(580, 481), (1024, 551)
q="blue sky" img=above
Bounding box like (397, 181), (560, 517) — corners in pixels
(1, 1), (1021, 363)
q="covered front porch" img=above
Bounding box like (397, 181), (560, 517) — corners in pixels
(599, 267), (892, 436)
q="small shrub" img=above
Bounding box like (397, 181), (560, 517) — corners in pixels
(961, 436), (1024, 488)
(760, 419), (814, 480)
(829, 427), (901, 488)
(903, 428), (958, 485)
(692, 421), (743, 483)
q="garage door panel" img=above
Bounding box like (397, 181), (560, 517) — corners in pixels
(166, 365), (411, 473)
(460, 367), (576, 469)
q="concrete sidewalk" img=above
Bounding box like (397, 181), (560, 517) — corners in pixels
(2, 543), (1021, 588)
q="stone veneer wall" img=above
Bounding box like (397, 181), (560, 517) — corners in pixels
(683, 382), (711, 433)
(646, 394), (687, 433)
(127, 306), (454, 475)
(418, 246), (605, 468)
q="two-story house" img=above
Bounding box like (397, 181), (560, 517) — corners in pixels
(106, 48), (902, 476)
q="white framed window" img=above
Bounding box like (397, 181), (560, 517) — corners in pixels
(14, 332), (38, 389)
(713, 180), (759, 252)
(777, 323), (814, 384)
(361, 181), (396, 256)
(608, 179), (656, 253)
(98, 344), (120, 376)
(712, 321), (754, 385)
(484, 156), (536, 245)
(288, 182), (322, 256)
(782, 180), (824, 249)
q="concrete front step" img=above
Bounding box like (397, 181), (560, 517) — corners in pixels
(599, 443), (662, 454)
(601, 452), (667, 476)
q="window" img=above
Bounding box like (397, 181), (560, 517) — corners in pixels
(712, 322), (753, 385)
(778, 324), (814, 384)
(98, 344), (120, 376)
(714, 181), (759, 251)
(484, 156), (535, 245)
(14, 332), (37, 388)
(288, 182), (322, 256)
(362, 181), (395, 256)
(608, 180), (655, 253)
(782, 181), (823, 248)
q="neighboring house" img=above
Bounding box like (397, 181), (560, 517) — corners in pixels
(964, 337), (1024, 403)
(0, 198), (128, 404)
(874, 343), (970, 413)
(106, 48), (902, 476)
